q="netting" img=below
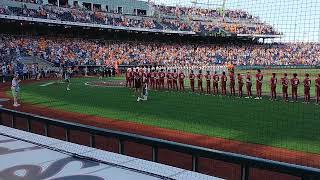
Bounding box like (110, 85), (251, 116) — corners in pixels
(149, 0), (320, 42)
(0, 0), (320, 180)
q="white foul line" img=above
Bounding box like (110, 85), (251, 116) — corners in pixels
(39, 82), (55, 87)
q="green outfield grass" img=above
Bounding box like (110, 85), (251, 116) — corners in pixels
(16, 69), (320, 155)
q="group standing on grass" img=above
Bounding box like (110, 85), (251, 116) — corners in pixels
(126, 67), (320, 105)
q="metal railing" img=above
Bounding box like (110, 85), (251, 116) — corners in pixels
(0, 107), (319, 180)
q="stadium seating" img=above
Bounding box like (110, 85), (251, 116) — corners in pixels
(1, 35), (319, 68)
(0, 0), (280, 35)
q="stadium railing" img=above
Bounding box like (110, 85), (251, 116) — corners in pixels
(0, 14), (196, 35)
(0, 107), (319, 180)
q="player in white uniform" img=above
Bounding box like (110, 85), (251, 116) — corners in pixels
(11, 74), (21, 107)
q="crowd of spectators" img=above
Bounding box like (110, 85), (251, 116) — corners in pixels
(155, 5), (279, 35)
(0, 35), (64, 80)
(221, 23), (278, 35)
(155, 5), (254, 20)
(0, 5), (161, 30)
(1, 35), (319, 68)
(0, 2), (280, 35)
(11, 0), (43, 5)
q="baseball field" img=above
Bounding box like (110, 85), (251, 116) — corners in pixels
(14, 68), (320, 156)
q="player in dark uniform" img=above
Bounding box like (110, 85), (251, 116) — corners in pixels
(270, 73), (277, 101)
(303, 73), (311, 104)
(281, 73), (289, 102)
(65, 67), (73, 91)
(212, 71), (219, 95)
(245, 72), (252, 98)
(189, 70), (195, 92)
(141, 72), (148, 101)
(205, 71), (211, 94)
(315, 74), (320, 105)
(172, 69), (178, 90)
(135, 70), (143, 101)
(197, 70), (204, 93)
(291, 73), (299, 102)
(98, 66), (104, 79)
(229, 71), (235, 96)
(255, 69), (263, 99)
(221, 71), (227, 96)
(179, 70), (185, 90)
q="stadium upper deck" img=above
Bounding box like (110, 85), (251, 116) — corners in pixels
(0, 0), (281, 38)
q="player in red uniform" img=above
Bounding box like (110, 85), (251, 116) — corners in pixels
(125, 69), (131, 87)
(270, 73), (277, 101)
(229, 71), (235, 96)
(189, 70), (195, 92)
(159, 69), (165, 89)
(212, 71), (219, 95)
(303, 73), (311, 103)
(178, 70), (185, 90)
(245, 72), (252, 98)
(281, 73), (289, 102)
(129, 68), (134, 88)
(197, 70), (204, 93)
(155, 70), (160, 90)
(221, 71), (227, 95)
(255, 69), (263, 99)
(315, 74), (320, 105)
(166, 70), (172, 90)
(237, 73), (243, 97)
(205, 71), (211, 94)
(150, 70), (155, 89)
(172, 69), (178, 90)
(146, 69), (151, 86)
(291, 73), (299, 102)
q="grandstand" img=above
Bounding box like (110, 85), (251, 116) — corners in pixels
(0, 0), (281, 37)
(0, 0), (320, 180)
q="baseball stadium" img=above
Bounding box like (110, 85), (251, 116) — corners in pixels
(0, 0), (320, 180)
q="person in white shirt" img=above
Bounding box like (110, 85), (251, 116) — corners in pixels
(11, 74), (21, 107)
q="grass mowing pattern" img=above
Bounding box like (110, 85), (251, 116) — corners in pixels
(18, 76), (320, 154)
